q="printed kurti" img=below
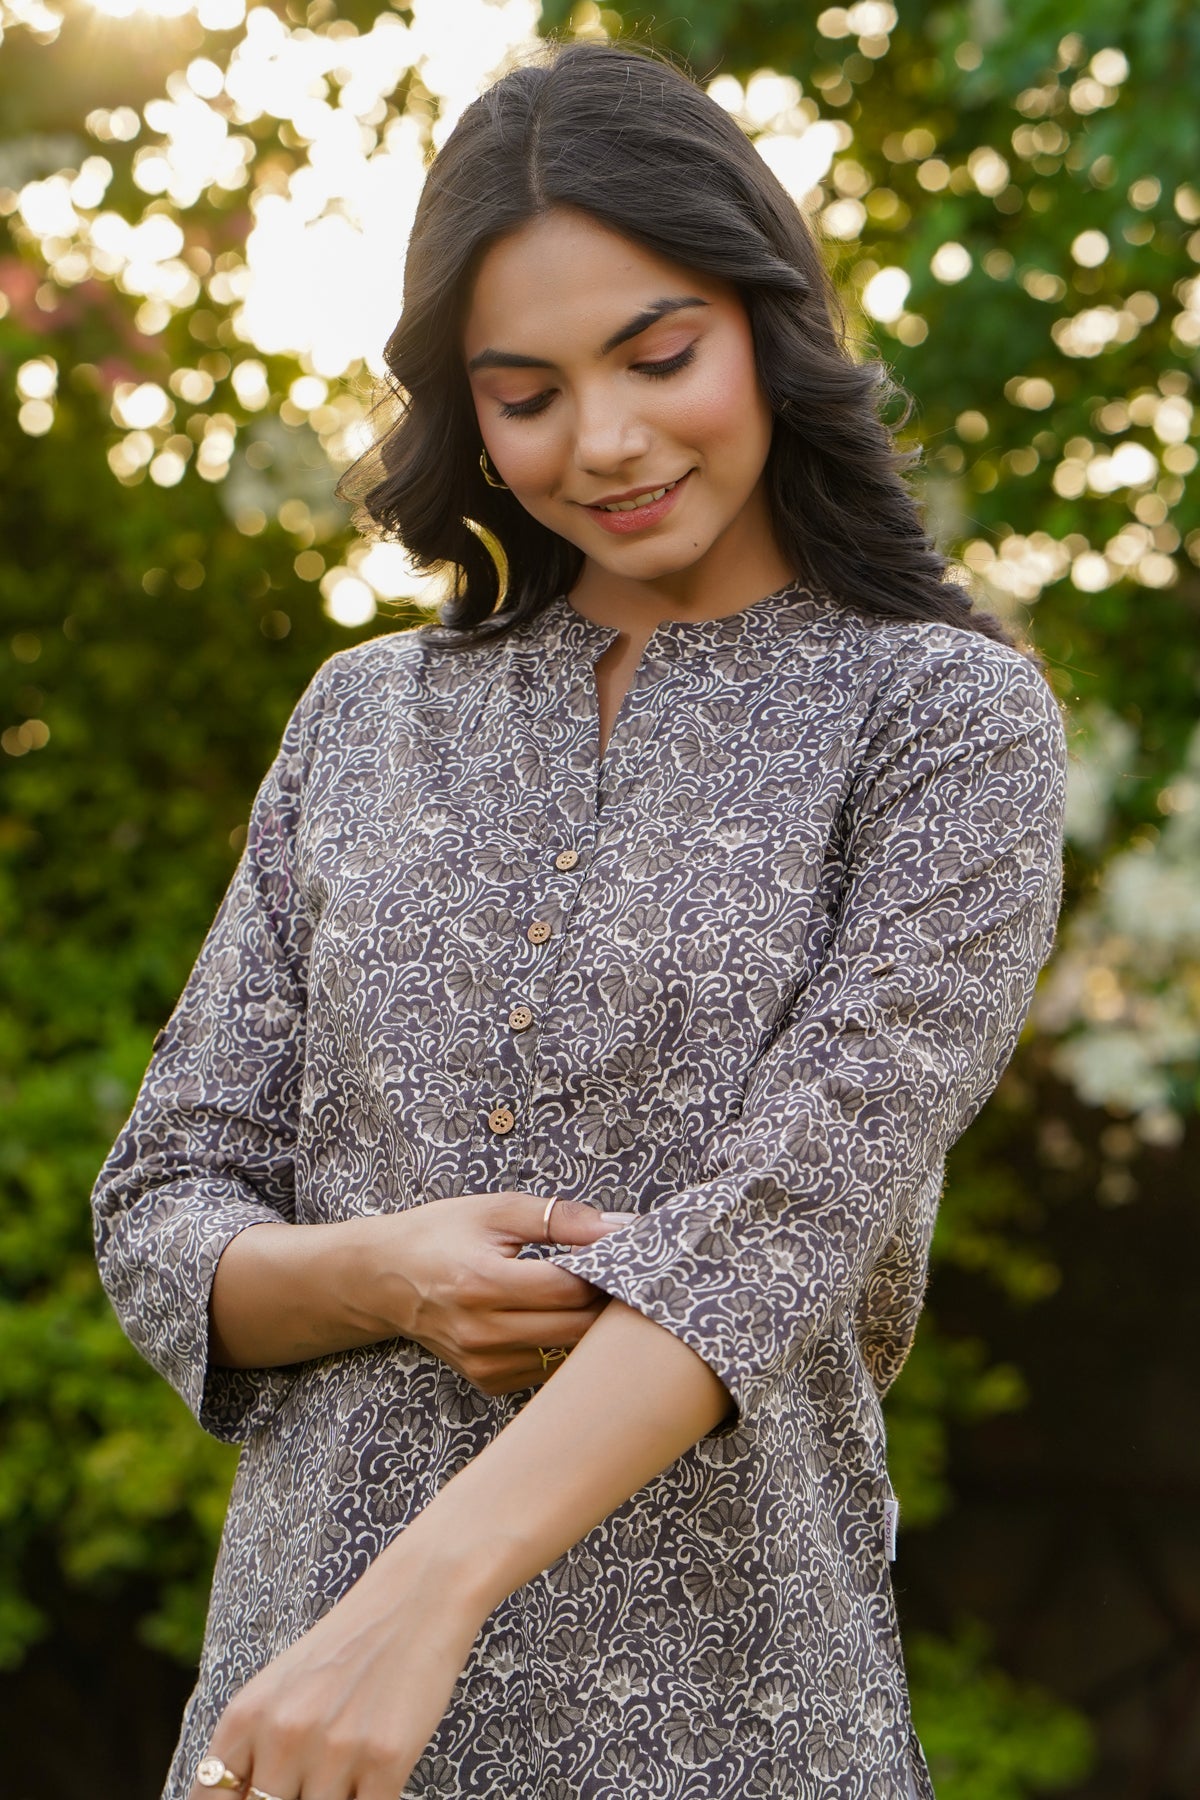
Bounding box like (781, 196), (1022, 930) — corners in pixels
(92, 580), (1068, 1800)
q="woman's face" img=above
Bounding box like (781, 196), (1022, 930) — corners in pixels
(462, 208), (779, 591)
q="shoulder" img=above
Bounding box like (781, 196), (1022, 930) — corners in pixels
(299, 618), (497, 720)
(840, 613), (1067, 769)
(261, 624), (495, 799)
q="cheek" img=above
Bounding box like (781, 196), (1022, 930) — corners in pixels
(485, 425), (563, 496)
(664, 344), (769, 467)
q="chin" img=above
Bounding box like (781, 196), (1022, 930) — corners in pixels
(585, 532), (720, 583)
(602, 554), (713, 585)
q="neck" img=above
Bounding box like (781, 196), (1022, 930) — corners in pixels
(566, 485), (794, 637)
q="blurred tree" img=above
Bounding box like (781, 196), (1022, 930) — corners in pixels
(1, 0), (1196, 1794)
(0, 0), (438, 1673)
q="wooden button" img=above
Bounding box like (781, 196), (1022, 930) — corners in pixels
(487, 1105), (515, 1135)
(527, 919), (552, 944)
(508, 1005), (533, 1031)
(554, 848), (580, 871)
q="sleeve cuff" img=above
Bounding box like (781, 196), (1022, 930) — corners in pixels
(188, 1213), (301, 1444)
(554, 1218), (764, 1439)
(103, 1201), (299, 1446)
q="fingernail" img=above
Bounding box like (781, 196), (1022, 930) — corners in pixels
(601, 1211), (631, 1224)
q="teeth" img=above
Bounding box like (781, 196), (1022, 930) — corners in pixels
(601, 479), (677, 513)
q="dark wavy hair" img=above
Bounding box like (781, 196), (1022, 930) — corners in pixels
(338, 38), (1018, 653)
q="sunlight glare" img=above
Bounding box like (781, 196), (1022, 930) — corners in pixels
(89, 0), (192, 17)
(17, 0), (885, 612)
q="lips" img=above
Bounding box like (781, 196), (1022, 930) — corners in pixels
(588, 476), (685, 513)
(580, 469), (693, 535)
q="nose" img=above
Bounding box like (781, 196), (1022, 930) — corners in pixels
(571, 384), (652, 475)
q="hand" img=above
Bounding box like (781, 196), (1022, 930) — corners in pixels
(368, 1191), (631, 1396)
(188, 1533), (485, 1800)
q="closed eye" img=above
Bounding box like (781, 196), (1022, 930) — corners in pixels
(497, 342), (698, 420)
(499, 391), (553, 421)
(634, 344), (697, 380)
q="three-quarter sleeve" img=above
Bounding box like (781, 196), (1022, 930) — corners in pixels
(91, 661), (333, 1443)
(554, 637), (1068, 1433)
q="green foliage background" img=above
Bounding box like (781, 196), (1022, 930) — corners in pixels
(2, 1), (1197, 1794)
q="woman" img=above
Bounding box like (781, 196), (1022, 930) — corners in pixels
(92, 38), (1068, 1800)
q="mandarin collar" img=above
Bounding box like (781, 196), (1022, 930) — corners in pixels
(539, 578), (829, 666)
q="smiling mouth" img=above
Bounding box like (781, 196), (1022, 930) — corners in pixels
(592, 477), (685, 513)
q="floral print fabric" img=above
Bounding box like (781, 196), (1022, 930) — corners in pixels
(92, 581), (1068, 1799)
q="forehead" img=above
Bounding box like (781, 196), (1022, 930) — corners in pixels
(462, 207), (731, 358)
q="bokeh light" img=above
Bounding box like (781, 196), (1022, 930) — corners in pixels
(862, 265), (910, 322)
(1, 1), (1194, 647)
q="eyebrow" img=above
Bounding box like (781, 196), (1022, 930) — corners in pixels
(466, 295), (710, 374)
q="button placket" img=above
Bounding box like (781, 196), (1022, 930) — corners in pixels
(483, 646), (606, 1149)
(487, 876), (561, 1139)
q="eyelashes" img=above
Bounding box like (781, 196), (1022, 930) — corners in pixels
(498, 395), (552, 421)
(497, 343), (698, 421)
(637, 344), (697, 381)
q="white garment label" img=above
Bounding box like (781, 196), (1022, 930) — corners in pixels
(884, 1498), (899, 1562)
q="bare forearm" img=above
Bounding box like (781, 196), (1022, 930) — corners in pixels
(397, 1297), (733, 1617)
(208, 1219), (396, 1368)
(208, 1193), (619, 1378)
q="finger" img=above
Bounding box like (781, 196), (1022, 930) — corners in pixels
(490, 1302), (609, 1350)
(496, 1193), (631, 1249)
(189, 1737), (253, 1800)
(486, 1356), (570, 1395)
(237, 1748), (305, 1800)
(488, 1258), (613, 1309)
(452, 1299), (605, 1362)
(546, 1197), (632, 1244)
(457, 1350), (549, 1395)
(208, 1701), (306, 1800)
(464, 1329), (590, 1387)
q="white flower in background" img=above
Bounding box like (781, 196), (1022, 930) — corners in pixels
(1061, 706), (1139, 851)
(1034, 718), (1200, 1137)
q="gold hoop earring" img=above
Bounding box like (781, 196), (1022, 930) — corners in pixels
(479, 449), (509, 490)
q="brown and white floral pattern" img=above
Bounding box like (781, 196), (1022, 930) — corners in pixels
(92, 581), (1068, 1799)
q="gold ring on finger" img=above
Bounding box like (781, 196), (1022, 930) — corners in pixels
(542, 1195), (562, 1242)
(197, 1758), (246, 1792)
(247, 1787), (290, 1800)
(538, 1345), (569, 1370)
